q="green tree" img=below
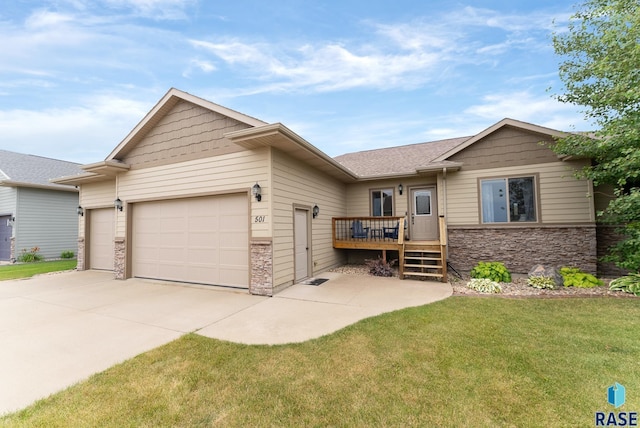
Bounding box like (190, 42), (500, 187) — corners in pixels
(552, 0), (640, 272)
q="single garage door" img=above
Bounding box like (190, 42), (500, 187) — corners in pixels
(89, 208), (115, 270)
(132, 194), (249, 288)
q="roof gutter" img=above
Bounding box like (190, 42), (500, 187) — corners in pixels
(0, 180), (78, 192)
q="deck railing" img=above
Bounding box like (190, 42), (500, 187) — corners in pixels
(332, 216), (405, 250)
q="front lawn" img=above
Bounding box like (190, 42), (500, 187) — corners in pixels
(2, 297), (638, 426)
(0, 260), (77, 281)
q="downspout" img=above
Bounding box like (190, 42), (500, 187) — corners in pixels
(442, 168), (447, 218)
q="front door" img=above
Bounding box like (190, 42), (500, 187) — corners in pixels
(294, 208), (310, 281)
(410, 187), (438, 241)
(0, 215), (12, 261)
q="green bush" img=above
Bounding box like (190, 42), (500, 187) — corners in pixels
(559, 267), (603, 288)
(60, 250), (75, 259)
(609, 274), (640, 296)
(470, 261), (512, 283)
(18, 246), (43, 263)
(527, 276), (556, 290)
(466, 278), (502, 293)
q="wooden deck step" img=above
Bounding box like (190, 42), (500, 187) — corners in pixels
(402, 271), (444, 278)
(400, 242), (447, 282)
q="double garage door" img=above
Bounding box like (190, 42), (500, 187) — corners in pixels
(90, 194), (249, 288)
(132, 194), (249, 288)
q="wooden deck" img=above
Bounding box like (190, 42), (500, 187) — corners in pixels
(332, 216), (448, 282)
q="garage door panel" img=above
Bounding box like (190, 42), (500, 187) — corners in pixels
(132, 194), (248, 288)
(89, 208), (114, 270)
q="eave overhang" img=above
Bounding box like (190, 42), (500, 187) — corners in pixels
(51, 161), (131, 186)
(225, 123), (359, 183)
(0, 180), (78, 192)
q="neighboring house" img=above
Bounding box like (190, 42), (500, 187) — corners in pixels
(0, 150), (82, 262)
(54, 88), (606, 296)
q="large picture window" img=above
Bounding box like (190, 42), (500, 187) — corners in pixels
(480, 176), (537, 223)
(371, 189), (394, 216)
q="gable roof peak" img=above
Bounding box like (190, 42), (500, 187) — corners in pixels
(433, 117), (570, 162)
(107, 88), (268, 161)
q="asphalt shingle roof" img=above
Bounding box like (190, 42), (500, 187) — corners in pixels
(333, 136), (470, 178)
(0, 150), (83, 189)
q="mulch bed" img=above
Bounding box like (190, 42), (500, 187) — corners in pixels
(328, 264), (636, 298)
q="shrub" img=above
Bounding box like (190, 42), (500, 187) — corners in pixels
(609, 274), (640, 296)
(559, 267), (603, 288)
(18, 246), (43, 263)
(467, 278), (502, 293)
(527, 276), (556, 290)
(60, 250), (75, 259)
(365, 257), (397, 277)
(470, 261), (512, 283)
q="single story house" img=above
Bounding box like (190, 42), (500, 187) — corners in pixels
(0, 150), (81, 262)
(54, 88), (609, 295)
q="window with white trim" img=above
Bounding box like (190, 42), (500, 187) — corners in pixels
(480, 176), (537, 223)
(371, 189), (394, 216)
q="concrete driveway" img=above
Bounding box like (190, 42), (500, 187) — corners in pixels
(0, 270), (451, 415)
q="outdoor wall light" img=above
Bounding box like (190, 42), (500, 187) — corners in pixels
(77, 206), (84, 216)
(114, 198), (123, 212)
(312, 204), (320, 219)
(398, 184), (403, 195)
(252, 183), (262, 202)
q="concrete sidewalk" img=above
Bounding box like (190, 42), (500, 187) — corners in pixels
(0, 270), (451, 415)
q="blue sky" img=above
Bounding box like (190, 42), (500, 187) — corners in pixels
(0, 0), (589, 164)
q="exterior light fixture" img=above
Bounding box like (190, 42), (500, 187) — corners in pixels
(77, 206), (84, 216)
(312, 204), (320, 219)
(252, 183), (262, 202)
(114, 198), (123, 212)
(398, 184), (403, 195)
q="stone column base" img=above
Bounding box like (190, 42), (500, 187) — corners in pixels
(77, 238), (85, 270)
(250, 240), (273, 296)
(10, 237), (15, 262)
(115, 238), (126, 280)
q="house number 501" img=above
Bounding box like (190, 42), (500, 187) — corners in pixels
(255, 216), (266, 223)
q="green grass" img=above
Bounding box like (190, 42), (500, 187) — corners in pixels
(2, 297), (639, 427)
(0, 260), (77, 281)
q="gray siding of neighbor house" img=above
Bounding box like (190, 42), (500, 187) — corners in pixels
(14, 187), (78, 259)
(0, 187), (16, 217)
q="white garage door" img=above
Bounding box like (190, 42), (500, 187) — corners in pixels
(89, 208), (115, 270)
(132, 194), (249, 288)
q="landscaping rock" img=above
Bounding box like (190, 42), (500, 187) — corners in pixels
(528, 264), (563, 287)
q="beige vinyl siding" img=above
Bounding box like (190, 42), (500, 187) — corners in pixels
(79, 180), (116, 238)
(14, 187), (78, 259)
(345, 176), (440, 218)
(446, 161), (594, 225)
(121, 101), (251, 168)
(271, 149), (347, 288)
(116, 149), (269, 238)
(80, 181), (116, 208)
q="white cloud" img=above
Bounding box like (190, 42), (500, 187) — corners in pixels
(464, 91), (591, 131)
(102, 0), (195, 20)
(0, 95), (150, 163)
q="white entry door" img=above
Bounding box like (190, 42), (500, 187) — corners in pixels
(410, 187), (438, 241)
(294, 209), (309, 281)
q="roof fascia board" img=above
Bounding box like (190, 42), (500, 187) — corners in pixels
(0, 180), (78, 192)
(51, 173), (105, 186)
(82, 160), (131, 175)
(225, 123), (360, 182)
(433, 118), (569, 162)
(106, 88), (267, 161)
